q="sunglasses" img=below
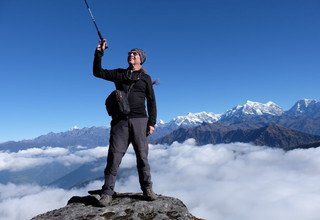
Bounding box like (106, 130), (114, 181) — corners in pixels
(128, 51), (139, 56)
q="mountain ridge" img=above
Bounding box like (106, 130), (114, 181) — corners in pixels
(156, 122), (320, 150)
(1, 98), (319, 151)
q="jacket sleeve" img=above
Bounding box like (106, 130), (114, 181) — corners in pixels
(93, 50), (126, 82)
(146, 75), (157, 126)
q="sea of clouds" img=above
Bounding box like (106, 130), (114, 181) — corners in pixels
(1, 139), (320, 220)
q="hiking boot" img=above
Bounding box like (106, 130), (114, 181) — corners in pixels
(143, 188), (157, 201)
(99, 194), (112, 206)
(91, 193), (101, 200)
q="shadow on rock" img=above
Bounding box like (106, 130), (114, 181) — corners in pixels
(67, 195), (103, 207)
(68, 190), (146, 207)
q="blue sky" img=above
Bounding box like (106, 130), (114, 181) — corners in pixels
(1, 0), (320, 142)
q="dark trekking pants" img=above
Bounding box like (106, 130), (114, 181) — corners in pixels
(102, 117), (152, 196)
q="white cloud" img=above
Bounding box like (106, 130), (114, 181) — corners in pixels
(0, 151), (51, 171)
(75, 146), (107, 158)
(117, 140), (320, 220)
(17, 147), (69, 157)
(1, 140), (320, 220)
(0, 146), (108, 171)
(0, 182), (92, 220)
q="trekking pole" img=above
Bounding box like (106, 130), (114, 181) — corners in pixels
(83, 0), (105, 45)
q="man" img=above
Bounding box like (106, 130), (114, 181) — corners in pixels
(93, 39), (157, 206)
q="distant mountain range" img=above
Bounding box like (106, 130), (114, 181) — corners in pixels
(156, 122), (320, 150)
(0, 126), (110, 152)
(155, 99), (320, 149)
(1, 99), (320, 152)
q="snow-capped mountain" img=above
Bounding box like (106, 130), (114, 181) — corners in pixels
(285, 99), (320, 118)
(151, 112), (221, 142)
(157, 112), (220, 130)
(220, 100), (284, 121)
(169, 112), (221, 127)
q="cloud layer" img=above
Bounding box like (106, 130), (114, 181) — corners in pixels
(0, 146), (107, 171)
(1, 140), (320, 220)
(150, 140), (320, 220)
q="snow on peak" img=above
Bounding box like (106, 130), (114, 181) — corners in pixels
(223, 100), (284, 118)
(70, 126), (80, 131)
(171, 112), (221, 127)
(289, 99), (319, 114)
(301, 99), (317, 108)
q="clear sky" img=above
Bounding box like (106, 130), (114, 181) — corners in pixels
(1, 0), (320, 142)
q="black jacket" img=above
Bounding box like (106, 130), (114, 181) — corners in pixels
(93, 50), (157, 126)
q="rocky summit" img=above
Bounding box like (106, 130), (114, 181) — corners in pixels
(31, 192), (201, 220)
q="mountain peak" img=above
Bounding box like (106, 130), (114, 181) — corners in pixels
(69, 126), (80, 131)
(171, 111), (221, 127)
(303, 98), (314, 106)
(297, 99), (317, 108)
(286, 99), (320, 117)
(245, 100), (259, 105)
(244, 100), (281, 113)
(221, 100), (284, 120)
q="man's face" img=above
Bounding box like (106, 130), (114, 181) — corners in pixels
(127, 50), (142, 65)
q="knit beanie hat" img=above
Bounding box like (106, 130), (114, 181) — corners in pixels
(130, 48), (146, 64)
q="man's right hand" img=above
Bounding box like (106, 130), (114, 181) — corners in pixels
(97, 39), (107, 52)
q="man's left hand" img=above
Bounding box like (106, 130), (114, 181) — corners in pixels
(148, 126), (155, 135)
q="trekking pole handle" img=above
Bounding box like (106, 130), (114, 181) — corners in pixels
(98, 31), (107, 48)
(98, 31), (103, 42)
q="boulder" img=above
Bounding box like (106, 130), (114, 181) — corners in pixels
(31, 192), (201, 220)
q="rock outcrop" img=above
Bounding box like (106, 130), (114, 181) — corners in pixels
(31, 192), (201, 220)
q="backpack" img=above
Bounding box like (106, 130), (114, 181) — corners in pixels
(105, 70), (143, 117)
(105, 90), (131, 116)
(105, 77), (139, 117)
